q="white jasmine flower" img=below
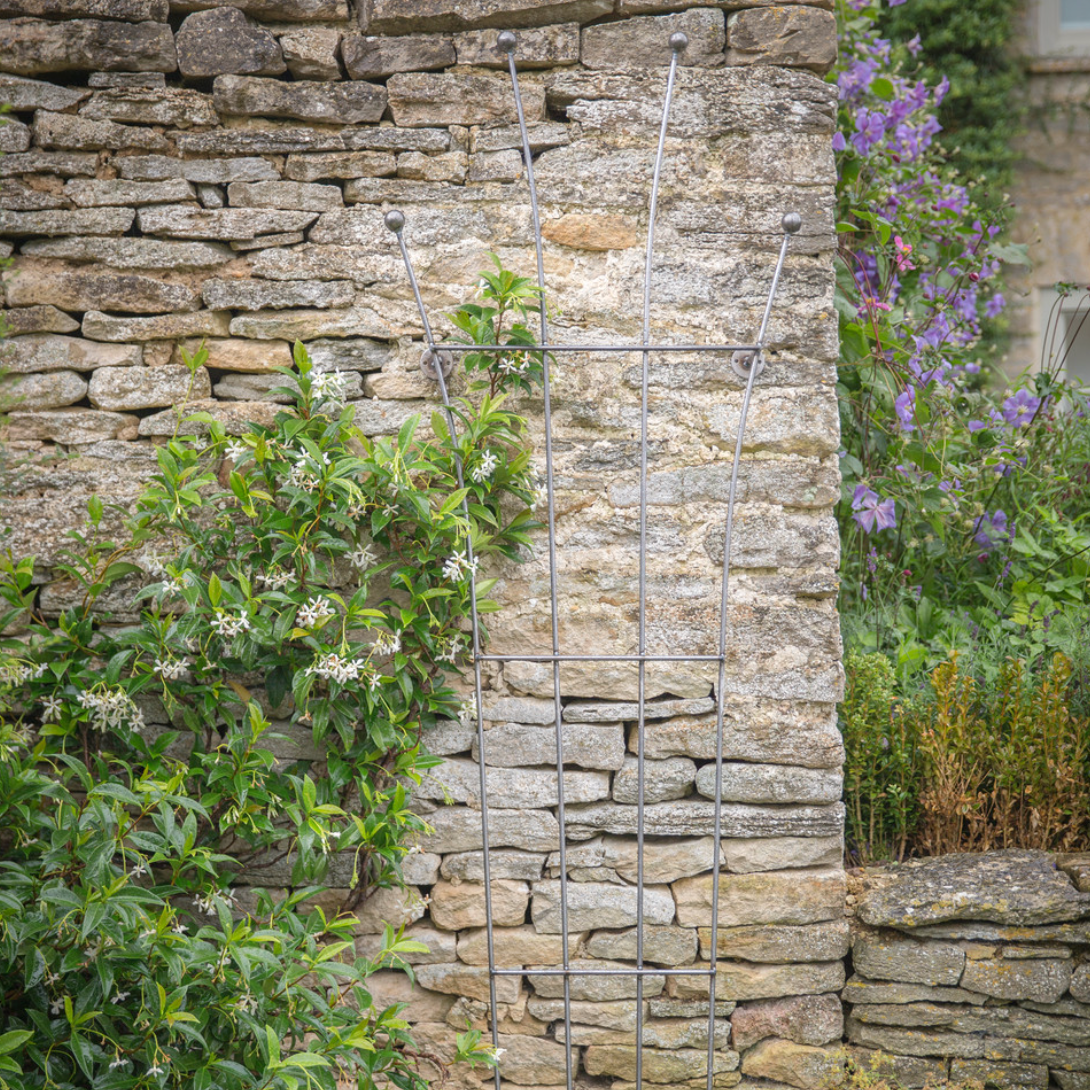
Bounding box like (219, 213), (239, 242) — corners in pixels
(348, 544), (377, 570)
(312, 370), (349, 405)
(130, 862), (147, 878)
(153, 658), (186, 681)
(262, 567), (292, 591)
(109, 1057), (129, 1070)
(306, 652), (360, 685)
(296, 596), (334, 629)
(141, 553), (168, 578)
(49, 998), (63, 1015)
(470, 449), (500, 484)
(372, 630), (401, 658)
(112, 991), (130, 1003)
(438, 635), (464, 665)
(147, 1063), (166, 1077)
(77, 687), (143, 732)
(225, 440), (248, 461)
(41, 694), (64, 720)
(172, 922), (187, 935)
(210, 611), (251, 640)
(458, 695), (477, 727)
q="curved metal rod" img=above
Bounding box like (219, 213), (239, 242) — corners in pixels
(385, 210), (502, 1074)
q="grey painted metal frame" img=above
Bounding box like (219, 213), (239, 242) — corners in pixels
(386, 30), (802, 1090)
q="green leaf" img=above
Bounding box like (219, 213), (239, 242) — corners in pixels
(208, 572), (222, 607)
(0, 1031), (33, 1055)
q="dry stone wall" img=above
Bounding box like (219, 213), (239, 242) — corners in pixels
(0, 3), (843, 1090)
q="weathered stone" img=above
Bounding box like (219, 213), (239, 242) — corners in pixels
(356, 923), (455, 965)
(428, 879), (529, 930)
(531, 960), (664, 1001)
(613, 756), (696, 804)
(0, 118), (29, 153)
(387, 71), (545, 128)
(88, 364), (210, 411)
(845, 1017), (984, 1059)
(531, 880), (674, 932)
(850, 1002), (1090, 1047)
(732, 994), (843, 1051)
(582, 10), (725, 71)
(650, 997), (735, 1019)
(82, 310), (230, 343)
(246, 243), (390, 283)
(847, 1049), (948, 1090)
(674, 868), (844, 928)
(0, 179), (66, 212)
(398, 151), (468, 184)
(722, 835), (842, 874)
(230, 231), (305, 251)
(960, 958), (1071, 1004)
(0, 208), (134, 237)
(0, 73), (90, 111)
(363, 0), (613, 33)
(443, 994), (551, 1038)
(565, 698), (714, 724)
(226, 181), (344, 212)
(543, 212), (639, 251)
(87, 71), (165, 87)
(1056, 1073), (1090, 1090)
(6, 264), (200, 315)
(527, 997), (642, 1031)
(0, 370), (86, 411)
(841, 976), (987, 1006)
(279, 27), (342, 81)
(455, 23), (579, 68)
(211, 373), (307, 402)
(494, 1034), (572, 1085)
(181, 159), (282, 186)
(0, 305), (79, 335)
(700, 919), (850, 964)
(22, 237), (235, 270)
(1, 334), (141, 373)
(0, 0), (167, 17)
(403, 852), (442, 887)
(342, 33), (455, 80)
(741, 1039), (843, 1090)
(467, 149), (524, 183)
(851, 933), (965, 987)
(477, 721), (625, 771)
(113, 156), (186, 181)
(367, 969), (455, 1024)
(441, 851), (545, 883)
(177, 125), (451, 157)
(136, 206), (318, 241)
(672, 961), (844, 1002)
(547, 835), (717, 886)
(5, 408), (138, 444)
(0, 18), (176, 76)
(353, 398), (427, 437)
(137, 398), (279, 437)
(416, 962), (521, 1004)
(169, 338), (293, 374)
(81, 87), (217, 127)
(175, 8), (284, 79)
(171, 0), (347, 17)
(202, 279), (355, 311)
(913, 921), (1090, 944)
(585, 925), (698, 967)
(64, 179), (196, 208)
(986, 1039), (1090, 1072)
(695, 763), (842, 805)
(284, 151), (398, 182)
(585, 1044), (737, 1084)
(363, 367), (438, 400)
(353, 884), (426, 934)
(857, 851), (1090, 929)
(1074, 965), (1090, 1003)
(557, 1017), (730, 1050)
(417, 807), (560, 854)
(229, 308), (391, 341)
(951, 1060), (1050, 1090)
(213, 75), (386, 125)
(472, 121), (570, 153)
(33, 111), (168, 154)
(458, 925), (572, 967)
(726, 8), (837, 74)
(566, 800), (844, 840)
(0, 150), (97, 177)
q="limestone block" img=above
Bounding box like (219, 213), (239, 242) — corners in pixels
(851, 1001), (1090, 1046)
(0, 118), (30, 153)
(418, 807), (560, 854)
(960, 958), (1071, 1004)
(726, 8), (837, 74)
(356, 923), (456, 965)
(1, 334), (141, 373)
(527, 997), (641, 1031)
(398, 151), (469, 184)
(722, 835), (843, 874)
(842, 975), (987, 1006)
(7, 264), (200, 315)
(246, 243), (392, 283)
(0, 17), (176, 76)
(64, 179), (196, 208)
(135, 206), (318, 241)
(171, 0), (348, 16)
(387, 71), (545, 128)
(421, 718), (474, 757)
(741, 1038), (843, 1090)
(1055, 1073), (1090, 1090)
(674, 868), (844, 928)
(169, 338), (293, 374)
(226, 181), (344, 212)
(733, 994), (843, 1051)
(671, 960), (844, 1002)
(213, 75), (385, 125)
(23, 237), (235, 270)
(33, 111), (168, 154)
(472, 121), (571, 153)
(367, 969), (456, 1024)
(175, 8), (284, 79)
(81, 87), (216, 127)
(846, 1017), (985, 1059)
(619, 0), (833, 9)
(342, 33), (455, 80)
(457, 924), (571, 967)
(495, 1034), (573, 1085)
(0, 305), (80, 335)
(178, 125), (450, 157)
(700, 919), (850, 964)
(547, 835), (717, 885)
(82, 310), (230, 342)
(353, 884), (426, 934)
(582, 10), (725, 71)
(986, 1039), (1090, 1072)
(88, 364), (210, 411)
(0, 74), (90, 111)
(612, 756), (696, 804)
(543, 212), (638, 251)
(429, 878), (529, 930)
(651, 997), (735, 1019)
(530, 959), (664, 1001)
(585, 925), (698, 967)
(483, 696), (558, 724)
(362, 0), (613, 33)
(584, 1044), (738, 1083)
(851, 933), (964, 987)
(467, 149), (524, 183)
(441, 851), (545, 883)
(229, 308), (391, 341)
(0, 370), (86, 411)
(362, 368), (436, 400)
(2, 179), (83, 212)
(444, 994), (550, 1038)
(531, 880), (674, 932)
(565, 698), (714, 724)
(138, 399), (279, 438)
(284, 151), (398, 182)
(415, 962), (521, 1004)
(1074, 964), (1090, 1002)
(0, 0), (167, 16)
(0, 150), (97, 177)
(353, 398), (430, 436)
(847, 1049), (948, 1090)
(951, 1061), (1049, 1090)
(279, 27), (342, 81)
(476, 721), (626, 771)
(695, 763), (842, 806)
(5, 408), (138, 444)
(556, 1018), (729, 1049)
(0, 208), (134, 237)
(202, 279), (354, 311)
(455, 23), (579, 68)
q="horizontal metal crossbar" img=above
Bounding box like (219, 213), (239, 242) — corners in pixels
(493, 968), (717, 978)
(433, 343), (761, 354)
(476, 653), (723, 663)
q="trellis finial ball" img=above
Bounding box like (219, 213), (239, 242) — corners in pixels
(670, 31), (689, 52)
(497, 30), (518, 54)
(384, 210), (406, 233)
(782, 212), (803, 235)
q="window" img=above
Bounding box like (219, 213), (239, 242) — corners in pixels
(1039, 287), (1090, 389)
(1039, 0), (1090, 53)
(1063, 0), (1090, 28)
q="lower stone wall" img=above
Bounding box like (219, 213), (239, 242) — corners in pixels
(847, 851), (1090, 1090)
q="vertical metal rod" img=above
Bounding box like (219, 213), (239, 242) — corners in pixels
(706, 216), (799, 1089)
(499, 30), (573, 1090)
(386, 212), (501, 1087)
(637, 33), (686, 1090)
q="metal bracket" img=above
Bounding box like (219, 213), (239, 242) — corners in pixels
(420, 348), (454, 381)
(731, 351), (765, 380)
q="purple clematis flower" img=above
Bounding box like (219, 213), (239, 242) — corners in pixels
(852, 485), (897, 533)
(1002, 389), (1041, 426)
(974, 509), (1011, 551)
(894, 387), (916, 431)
